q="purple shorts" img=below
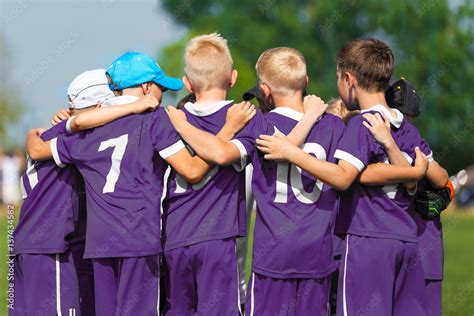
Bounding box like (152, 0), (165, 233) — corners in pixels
(92, 255), (160, 316)
(163, 238), (241, 315)
(424, 279), (442, 316)
(337, 234), (427, 316)
(245, 272), (331, 316)
(10, 252), (80, 316)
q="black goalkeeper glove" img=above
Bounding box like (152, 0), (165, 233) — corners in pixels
(415, 180), (454, 220)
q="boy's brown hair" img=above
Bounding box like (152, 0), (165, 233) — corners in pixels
(184, 33), (233, 92)
(337, 38), (394, 92)
(256, 47), (307, 96)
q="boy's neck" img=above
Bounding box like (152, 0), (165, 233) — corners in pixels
(121, 88), (144, 98)
(194, 89), (228, 107)
(272, 91), (304, 113)
(357, 90), (396, 116)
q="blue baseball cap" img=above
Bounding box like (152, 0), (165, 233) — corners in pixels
(106, 52), (183, 91)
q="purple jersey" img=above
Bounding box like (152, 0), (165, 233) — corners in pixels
(13, 121), (80, 254)
(413, 141), (443, 280)
(233, 107), (345, 279)
(51, 106), (184, 258)
(163, 101), (247, 250)
(334, 105), (432, 242)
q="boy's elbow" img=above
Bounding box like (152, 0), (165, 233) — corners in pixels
(183, 171), (204, 184)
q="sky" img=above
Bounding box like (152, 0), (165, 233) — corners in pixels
(1, 0), (186, 145)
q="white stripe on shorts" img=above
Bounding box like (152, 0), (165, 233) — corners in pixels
(342, 235), (350, 316)
(250, 272), (255, 316)
(56, 254), (62, 316)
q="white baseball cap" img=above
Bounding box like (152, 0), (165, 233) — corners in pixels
(67, 69), (115, 109)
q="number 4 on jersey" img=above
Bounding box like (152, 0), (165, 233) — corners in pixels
(98, 134), (128, 193)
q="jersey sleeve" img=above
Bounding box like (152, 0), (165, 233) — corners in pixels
(231, 110), (274, 171)
(39, 120), (70, 142)
(420, 138), (434, 163)
(333, 115), (374, 172)
(149, 107), (185, 159)
(50, 131), (81, 168)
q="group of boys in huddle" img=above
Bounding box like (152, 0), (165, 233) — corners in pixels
(11, 33), (450, 316)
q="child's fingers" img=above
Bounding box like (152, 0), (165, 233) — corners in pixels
(362, 121), (373, 130)
(256, 145), (271, 154)
(256, 138), (272, 147)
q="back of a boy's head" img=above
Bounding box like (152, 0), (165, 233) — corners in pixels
(256, 47), (307, 96)
(337, 38), (394, 92)
(184, 33), (233, 92)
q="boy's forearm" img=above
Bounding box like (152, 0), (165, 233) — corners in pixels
(384, 141), (417, 189)
(285, 146), (356, 191)
(27, 130), (53, 161)
(426, 161), (449, 189)
(71, 103), (139, 132)
(173, 120), (232, 165)
(358, 163), (422, 185)
(287, 114), (317, 146)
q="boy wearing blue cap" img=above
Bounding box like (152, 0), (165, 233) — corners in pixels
(27, 52), (255, 315)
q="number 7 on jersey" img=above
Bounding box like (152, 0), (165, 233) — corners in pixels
(98, 134), (128, 193)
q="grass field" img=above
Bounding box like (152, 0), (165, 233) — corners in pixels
(1, 206), (473, 315)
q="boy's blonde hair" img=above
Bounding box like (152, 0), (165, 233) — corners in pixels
(184, 33), (233, 92)
(256, 47), (307, 96)
(327, 97), (359, 123)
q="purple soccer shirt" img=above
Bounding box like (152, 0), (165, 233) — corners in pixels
(413, 140), (443, 280)
(334, 105), (432, 242)
(232, 107), (345, 279)
(163, 101), (248, 250)
(51, 105), (184, 258)
(13, 121), (80, 255)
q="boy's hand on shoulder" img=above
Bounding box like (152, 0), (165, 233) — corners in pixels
(303, 94), (328, 122)
(134, 94), (159, 114)
(225, 101), (256, 133)
(51, 109), (71, 126)
(166, 106), (188, 129)
(362, 113), (394, 148)
(414, 147), (429, 179)
(256, 133), (296, 161)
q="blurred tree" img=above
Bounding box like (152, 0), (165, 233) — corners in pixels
(159, 0), (473, 173)
(0, 40), (22, 149)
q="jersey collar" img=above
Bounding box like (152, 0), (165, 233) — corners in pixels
(270, 107), (304, 122)
(184, 100), (233, 117)
(360, 104), (404, 128)
(101, 95), (140, 107)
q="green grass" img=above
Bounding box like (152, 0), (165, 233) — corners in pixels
(441, 211), (474, 315)
(2, 207), (473, 314)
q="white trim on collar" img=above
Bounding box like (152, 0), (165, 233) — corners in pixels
(360, 104), (404, 128)
(184, 100), (233, 117)
(270, 107), (304, 122)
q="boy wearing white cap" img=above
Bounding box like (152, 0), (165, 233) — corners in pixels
(11, 69), (155, 316)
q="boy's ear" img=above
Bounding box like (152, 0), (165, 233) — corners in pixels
(259, 82), (272, 97)
(229, 69), (238, 88)
(141, 82), (151, 95)
(305, 75), (309, 86)
(345, 72), (356, 88)
(183, 76), (194, 93)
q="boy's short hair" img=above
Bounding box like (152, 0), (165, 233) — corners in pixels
(327, 97), (359, 123)
(337, 38), (394, 92)
(184, 33), (233, 92)
(256, 47), (307, 96)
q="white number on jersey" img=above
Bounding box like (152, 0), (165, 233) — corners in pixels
(275, 143), (326, 204)
(174, 165), (220, 193)
(98, 134), (128, 193)
(381, 152), (413, 199)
